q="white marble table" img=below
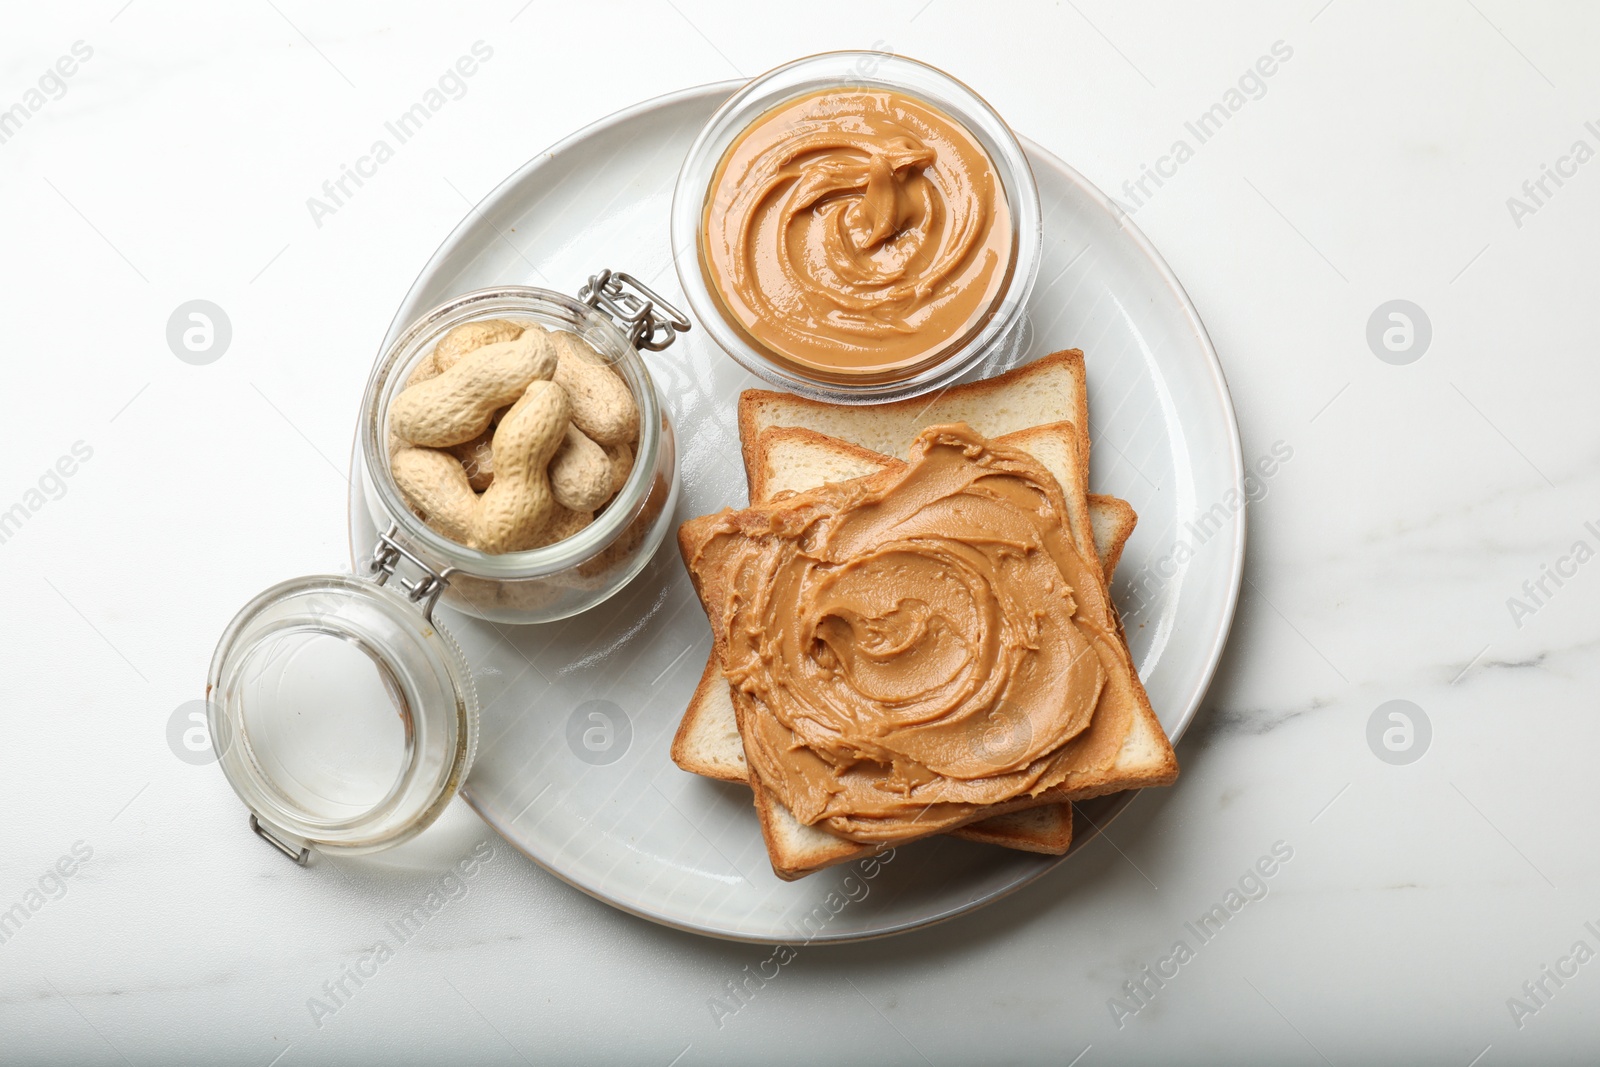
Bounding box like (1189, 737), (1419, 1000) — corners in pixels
(2, 2), (1595, 1063)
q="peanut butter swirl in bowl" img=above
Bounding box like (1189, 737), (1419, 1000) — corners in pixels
(673, 52), (1042, 403)
(701, 88), (1013, 381)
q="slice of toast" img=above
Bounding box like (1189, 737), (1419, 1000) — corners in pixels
(738, 353), (1171, 791)
(1087, 493), (1137, 580)
(680, 423), (1136, 773)
(677, 430), (1171, 877)
(739, 349), (1091, 506)
(673, 424), (1136, 861)
(677, 424), (1175, 878)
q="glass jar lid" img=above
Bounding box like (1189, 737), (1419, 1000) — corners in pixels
(206, 530), (478, 859)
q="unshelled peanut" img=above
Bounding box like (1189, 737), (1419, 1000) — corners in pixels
(387, 318), (644, 555)
(551, 331), (638, 446)
(390, 331), (556, 447)
(475, 380), (569, 552)
(548, 424), (612, 512)
(389, 447), (479, 546)
(532, 505), (593, 549)
(391, 381), (569, 552)
(405, 353), (441, 388)
(602, 441), (633, 497)
(432, 318), (525, 372)
(390, 353), (445, 456)
(448, 429), (496, 492)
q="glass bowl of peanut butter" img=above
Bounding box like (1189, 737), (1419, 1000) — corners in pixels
(672, 51), (1042, 403)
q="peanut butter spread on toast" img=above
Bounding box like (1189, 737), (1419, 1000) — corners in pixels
(686, 425), (1138, 843)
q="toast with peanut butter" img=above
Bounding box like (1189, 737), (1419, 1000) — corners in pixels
(678, 424), (1177, 879)
(672, 424), (1138, 858)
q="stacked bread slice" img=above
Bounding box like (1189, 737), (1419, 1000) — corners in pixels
(674, 351), (1178, 879)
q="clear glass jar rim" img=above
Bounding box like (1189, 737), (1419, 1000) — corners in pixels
(671, 51), (1043, 404)
(207, 574), (478, 851)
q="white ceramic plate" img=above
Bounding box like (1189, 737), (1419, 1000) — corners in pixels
(350, 81), (1243, 943)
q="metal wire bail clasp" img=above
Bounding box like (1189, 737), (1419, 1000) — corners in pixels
(366, 523), (455, 625)
(580, 269), (691, 352)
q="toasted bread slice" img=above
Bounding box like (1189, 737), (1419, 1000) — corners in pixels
(740, 762), (1084, 878)
(739, 349), (1090, 504)
(677, 424), (1175, 879)
(675, 419), (1132, 772)
(673, 425), (1136, 862)
(676, 445), (1166, 878)
(1087, 493), (1138, 580)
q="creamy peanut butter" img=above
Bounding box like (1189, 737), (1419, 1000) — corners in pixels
(701, 89), (1013, 382)
(690, 425), (1136, 844)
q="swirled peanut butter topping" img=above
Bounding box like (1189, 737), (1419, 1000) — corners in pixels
(692, 425), (1131, 843)
(702, 89), (1013, 381)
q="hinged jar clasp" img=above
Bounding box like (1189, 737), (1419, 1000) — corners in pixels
(251, 814), (311, 865)
(580, 269), (691, 352)
(365, 523), (456, 625)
